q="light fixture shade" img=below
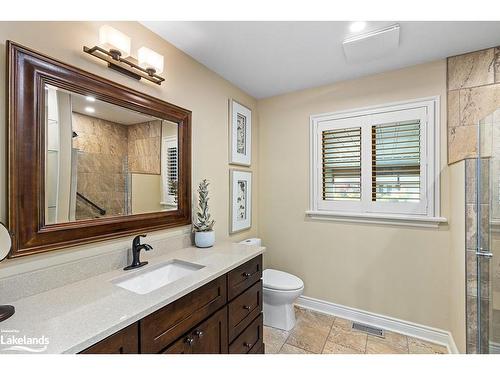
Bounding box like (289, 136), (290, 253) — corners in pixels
(99, 25), (131, 58)
(138, 47), (164, 75)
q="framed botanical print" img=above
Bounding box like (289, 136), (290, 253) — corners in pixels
(229, 99), (252, 166)
(230, 170), (252, 233)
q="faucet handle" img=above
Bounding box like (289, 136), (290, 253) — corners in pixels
(132, 234), (147, 248)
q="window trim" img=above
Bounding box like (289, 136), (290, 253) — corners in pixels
(308, 96), (447, 228)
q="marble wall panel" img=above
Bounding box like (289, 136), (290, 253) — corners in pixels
(127, 120), (162, 175)
(448, 48), (495, 91)
(448, 46), (500, 164)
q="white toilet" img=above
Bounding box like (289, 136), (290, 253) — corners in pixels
(263, 269), (304, 331)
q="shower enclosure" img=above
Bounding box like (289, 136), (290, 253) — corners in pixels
(472, 108), (500, 354)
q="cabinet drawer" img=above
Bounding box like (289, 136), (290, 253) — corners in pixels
(229, 314), (263, 354)
(80, 323), (139, 354)
(162, 307), (228, 354)
(140, 275), (227, 353)
(228, 280), (262, 342)
(227, 255), (262, 300)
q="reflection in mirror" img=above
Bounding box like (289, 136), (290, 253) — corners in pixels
(44, 84), (179, 225)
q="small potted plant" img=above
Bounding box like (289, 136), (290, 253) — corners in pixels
(193, 179), (215, 248)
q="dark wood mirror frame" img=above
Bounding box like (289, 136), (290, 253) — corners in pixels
(7, 41), (192, 258)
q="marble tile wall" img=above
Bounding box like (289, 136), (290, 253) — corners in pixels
(448, 46), (500, 164)
(465, 158), (491, 353)
(72, 112), (129, 220)
(127, 120), (162, 175)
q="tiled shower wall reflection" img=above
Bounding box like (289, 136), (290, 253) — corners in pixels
(72, 112), (129, 219)
(465, 159), (490, 353)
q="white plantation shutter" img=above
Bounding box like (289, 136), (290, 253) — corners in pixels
(371, 120), (421, 202)
(322, 127), (361, 201)
(310, 99), (440, 224)
(161, 136), (178, 206)
(166, 146), (178, 200)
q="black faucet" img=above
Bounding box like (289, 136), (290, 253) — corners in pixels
(124, 234), (153, 271)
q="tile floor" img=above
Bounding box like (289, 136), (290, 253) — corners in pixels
(263, 306), (448, 354)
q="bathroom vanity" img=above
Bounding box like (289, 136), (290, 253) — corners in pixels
(81, 254), (263, 354)
(1, 42), (265, 354)
(0, 243), (264, 354)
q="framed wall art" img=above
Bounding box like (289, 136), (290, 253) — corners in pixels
(230, 169), (252, 233)
(229, 99), (252, 166)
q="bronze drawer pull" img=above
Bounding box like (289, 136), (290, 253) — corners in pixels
(242, 272), (252, 278)
(185, 337), (194, 346)
(194, 330), (204, 338)
(243, 342), (253, 349)
(243, 305), (252, 311)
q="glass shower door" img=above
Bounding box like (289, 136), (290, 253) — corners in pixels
(477, 108), (500, 354)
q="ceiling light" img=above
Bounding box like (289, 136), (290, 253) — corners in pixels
(85, 106), (95, 114)
(98, 25), (131, 59)
(138, 47), (164, 76)
(86, 96), (96, 102)
(349, 21), (367, 33)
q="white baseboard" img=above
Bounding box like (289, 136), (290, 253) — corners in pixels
(295, 295), (459, 354)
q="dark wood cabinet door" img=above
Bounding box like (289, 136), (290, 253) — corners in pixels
(227, 255), (262, 300)
(141, 275), (227, 353)
(80, 323), (139, 354)
(162, 307), (228, 354)
(161, 338), (192, 354)
(191, 307), (228, 354)
(229, 314), (263, 354)
(228, 280), (262, 342)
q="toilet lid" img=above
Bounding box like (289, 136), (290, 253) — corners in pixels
(263, 269), (304, 291)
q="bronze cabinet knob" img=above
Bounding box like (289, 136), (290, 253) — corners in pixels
(194, 330), (204, 337)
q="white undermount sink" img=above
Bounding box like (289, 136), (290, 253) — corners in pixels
(112, 259), (205, 295)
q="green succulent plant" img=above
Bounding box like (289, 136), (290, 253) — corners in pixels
(193, 179), (215, 232)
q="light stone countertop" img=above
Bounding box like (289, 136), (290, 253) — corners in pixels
(0, 242), (265, 354)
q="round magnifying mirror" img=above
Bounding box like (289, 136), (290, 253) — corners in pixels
(0, 222), (14, 322)
(0, 222), (11, 261)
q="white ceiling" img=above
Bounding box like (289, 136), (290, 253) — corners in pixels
(71, 92), (157, 125)
(142, 21), (500, 98)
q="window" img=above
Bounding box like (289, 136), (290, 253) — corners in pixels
(309, 97), (445, 227)
(161, 136), (178, 206)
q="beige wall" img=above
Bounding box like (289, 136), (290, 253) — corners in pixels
(0, 22), (259, 270)
(257, 60), (464, 339)
(131, 174), (163, 214)
(448, 161), (466, 353)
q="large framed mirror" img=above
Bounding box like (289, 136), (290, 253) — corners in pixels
(7, 41), (191, 258)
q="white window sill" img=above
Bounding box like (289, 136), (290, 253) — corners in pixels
(305, 210), (447, 228)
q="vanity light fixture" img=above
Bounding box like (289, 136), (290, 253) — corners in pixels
(99, 25), (131, 59)
(84, 25), (165, 85)
(85, 96), (96, 102)
(138, 47), (164, 76)
(84, 106), (95, 114)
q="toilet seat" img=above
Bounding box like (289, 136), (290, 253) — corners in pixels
(263, 269), (304, 291)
